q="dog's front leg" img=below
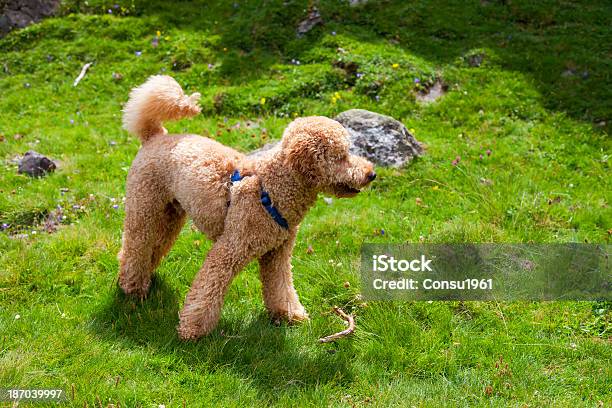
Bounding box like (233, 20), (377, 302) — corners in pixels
(258, 227), (309, 323)
(177, 236), (251, 340)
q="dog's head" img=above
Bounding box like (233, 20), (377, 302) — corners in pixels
(281, 116), (376, 197)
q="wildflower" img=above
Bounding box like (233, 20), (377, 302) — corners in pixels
(486, 149), (491, 156)
(207, 63), (214, 70)
(414, 78), (420, 84)
(135, 51), (142, 57)
(432, 185), (439, 191)
(356, 72), (364, 78)
(392, 63), (399, 69)
(380, 229), (385, 235)
(331, 31), (336, 36)
(108, 9), (113, 14)
(15, 314), (20, 319)
(260, 97), (266, 105)
(156, 30), (161, 37)
(323, 197), (333, 205)
(375, 95), (380, 102)
(409, 128), (415, 134)
(70, 119), (75, 124)
(113, 204), (119, 210)
(113, 4), (120, 8)
(223, 47), (227, 52)
(479, 154), (484, 160)
(24, 83), (31, 88)
(1, 223), (9, 230)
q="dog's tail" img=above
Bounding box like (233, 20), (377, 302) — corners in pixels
(122, 75), (201, 142)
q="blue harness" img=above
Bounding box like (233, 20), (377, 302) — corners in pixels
(230, 170), (289, 230)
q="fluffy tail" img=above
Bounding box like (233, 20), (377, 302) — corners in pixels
(122, 75), (201, 142)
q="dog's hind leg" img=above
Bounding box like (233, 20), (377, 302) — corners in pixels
(150, 199), (187, 271)
(118, 196), (186, 298)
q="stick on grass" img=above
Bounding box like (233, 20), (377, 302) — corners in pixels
(319, 307), (355, 343)
(73, 62), (92, 87)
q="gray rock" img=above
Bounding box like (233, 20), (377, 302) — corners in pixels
(467, 53), (485, 67)
(334, 109), (423, 167)
(18, 150), (56, 177)
(0, 0), (59, 37)
(248, 110), (424, 167)
(247, 141), (280, 160)
(415, 80), (447, 104)
(296, 8), (322, 37)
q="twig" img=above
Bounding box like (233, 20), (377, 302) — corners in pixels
(318, 307), (355, 343)
(73, 62), (92, 87)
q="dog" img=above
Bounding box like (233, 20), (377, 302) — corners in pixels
(118, 75), (376, 340)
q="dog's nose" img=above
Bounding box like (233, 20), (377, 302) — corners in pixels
(367, 172), (377, 182)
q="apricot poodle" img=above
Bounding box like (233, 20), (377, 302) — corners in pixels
(118, 75), (375, 340)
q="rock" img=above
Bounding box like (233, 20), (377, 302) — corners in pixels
(248, 110), (424, 167)
(467, 53), (485, 67)
(18, 150), (56, 177)
(415, 80), (447, 103)
(296, 7), (323, 37)
(247, 141), (280, 160)
(334, 109), (423, 167)
(0, 0), (60, 37)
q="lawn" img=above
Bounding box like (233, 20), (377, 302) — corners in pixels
(0, 0), (610, 406)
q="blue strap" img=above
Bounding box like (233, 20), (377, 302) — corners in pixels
(260, 191), (289, 229)
(230, 170), (289, 230)
(230, 169), (244, 183)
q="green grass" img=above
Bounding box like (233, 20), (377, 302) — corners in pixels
(0, 0), (611, 406)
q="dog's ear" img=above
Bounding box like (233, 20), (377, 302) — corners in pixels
(282, 133), (319, 180)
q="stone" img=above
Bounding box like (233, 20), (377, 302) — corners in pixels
(248, 110), (424, 168)
(0, 0), (60, 37)
(467, 53), (485, 67)
(18, 150), (56, 177)
(415, 80), (447, 103)
(334, 109), (423, 167)
(247, 140), (279, 160)
(296, 7), (322, 37)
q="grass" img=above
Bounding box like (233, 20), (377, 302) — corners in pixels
(0, 0), (610, 406)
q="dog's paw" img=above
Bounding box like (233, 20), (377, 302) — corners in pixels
(270, 308), (309, 325)
(177, 324), (203, 341)
(118, 279), (151, 300)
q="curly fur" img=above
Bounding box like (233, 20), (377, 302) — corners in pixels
(118, 75), (375, 340)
